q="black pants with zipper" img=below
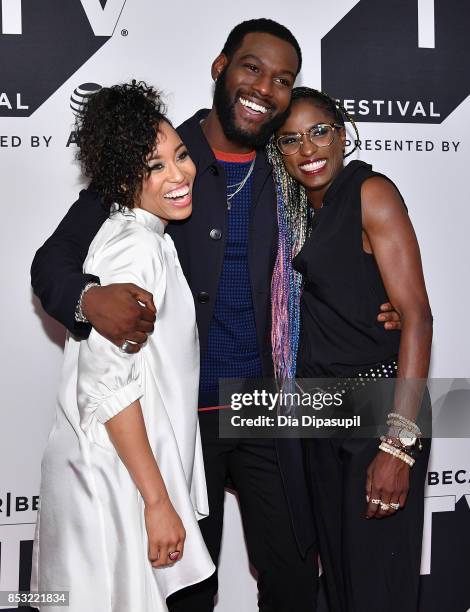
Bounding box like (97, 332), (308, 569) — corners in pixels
(304, 436), (430, 612)
(167, 411), (318, 612)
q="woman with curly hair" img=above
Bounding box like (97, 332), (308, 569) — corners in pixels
(267, 87), (432, 612)
(31, 81), (214, 611)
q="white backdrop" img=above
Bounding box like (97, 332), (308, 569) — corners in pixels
(0, 1), (469, 610)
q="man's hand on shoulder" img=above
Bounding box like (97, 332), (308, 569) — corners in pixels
(82, 284), (156, 353)
(377, 302), (401, 331)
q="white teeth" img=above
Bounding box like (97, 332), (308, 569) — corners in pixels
(164, 186), (189, 199)
(239, 96), (268, 114)
(300, 159), (327, 172)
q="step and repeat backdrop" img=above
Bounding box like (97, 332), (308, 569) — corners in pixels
(0, 1), (469, 610)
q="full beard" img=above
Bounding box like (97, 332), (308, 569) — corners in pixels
(213, 67), (290, 150)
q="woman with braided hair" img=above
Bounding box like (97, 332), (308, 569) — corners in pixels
(267, 87), (432, 611)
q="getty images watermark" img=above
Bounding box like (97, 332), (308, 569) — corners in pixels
(216, 378), (450, 439)
(230, 388), (361, 431)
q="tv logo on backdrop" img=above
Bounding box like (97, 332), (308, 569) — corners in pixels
(321, 0), (470, 123)
(0, 0), (126, 117)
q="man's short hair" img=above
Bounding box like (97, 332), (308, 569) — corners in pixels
(221, 18), (302, 75)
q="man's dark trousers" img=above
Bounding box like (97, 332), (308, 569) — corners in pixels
(167, 412), (318, 612)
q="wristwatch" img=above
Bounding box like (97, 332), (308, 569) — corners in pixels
(397, 429), (417, 449)
(387, 426), (417, 449)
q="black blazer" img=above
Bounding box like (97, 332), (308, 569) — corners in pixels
(30, 108), (316, 556)
(168, 109), (277, 374)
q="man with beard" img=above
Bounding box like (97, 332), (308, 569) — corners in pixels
(31, 18), (398, 612)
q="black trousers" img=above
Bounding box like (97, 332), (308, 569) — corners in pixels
(304, 437), (430, 612)
(168, 412), (318, 612)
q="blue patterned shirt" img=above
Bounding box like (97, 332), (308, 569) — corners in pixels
(199, 152), (263, 407)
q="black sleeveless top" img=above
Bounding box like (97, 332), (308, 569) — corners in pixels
(293, 160), (401, 377)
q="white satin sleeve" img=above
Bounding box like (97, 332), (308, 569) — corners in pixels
(77, 221), (166, 427)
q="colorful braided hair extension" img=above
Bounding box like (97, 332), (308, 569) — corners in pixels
(267, 87), (360, 384)
(266, 137), (308, 385)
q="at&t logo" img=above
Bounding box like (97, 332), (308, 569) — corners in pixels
(70, 82), (102, 116)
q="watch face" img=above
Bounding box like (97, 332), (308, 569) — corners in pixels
(399, 430), (417, 447)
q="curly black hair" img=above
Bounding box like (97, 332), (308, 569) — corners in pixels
(75, 80), (168, 211)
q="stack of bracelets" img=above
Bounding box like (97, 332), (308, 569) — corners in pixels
(378, 412), (423, 467)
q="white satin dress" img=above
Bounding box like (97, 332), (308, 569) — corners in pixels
(31, 207), (215, 611)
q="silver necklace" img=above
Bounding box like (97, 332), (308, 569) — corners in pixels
(199, 116), (256, 210)
(226, 158), (256, 210)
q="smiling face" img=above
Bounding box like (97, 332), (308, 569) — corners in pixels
(277, 99), (346, 205)
(212, 32), (299, 149)
(137, 120), (196, 223)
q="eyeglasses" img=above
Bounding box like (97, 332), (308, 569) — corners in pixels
(276, 123), (343, 156)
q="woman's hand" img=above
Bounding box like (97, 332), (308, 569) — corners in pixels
(105, 401), (185, 567)
(145, 497), (186, 568)
(365, 450), (410, 519)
